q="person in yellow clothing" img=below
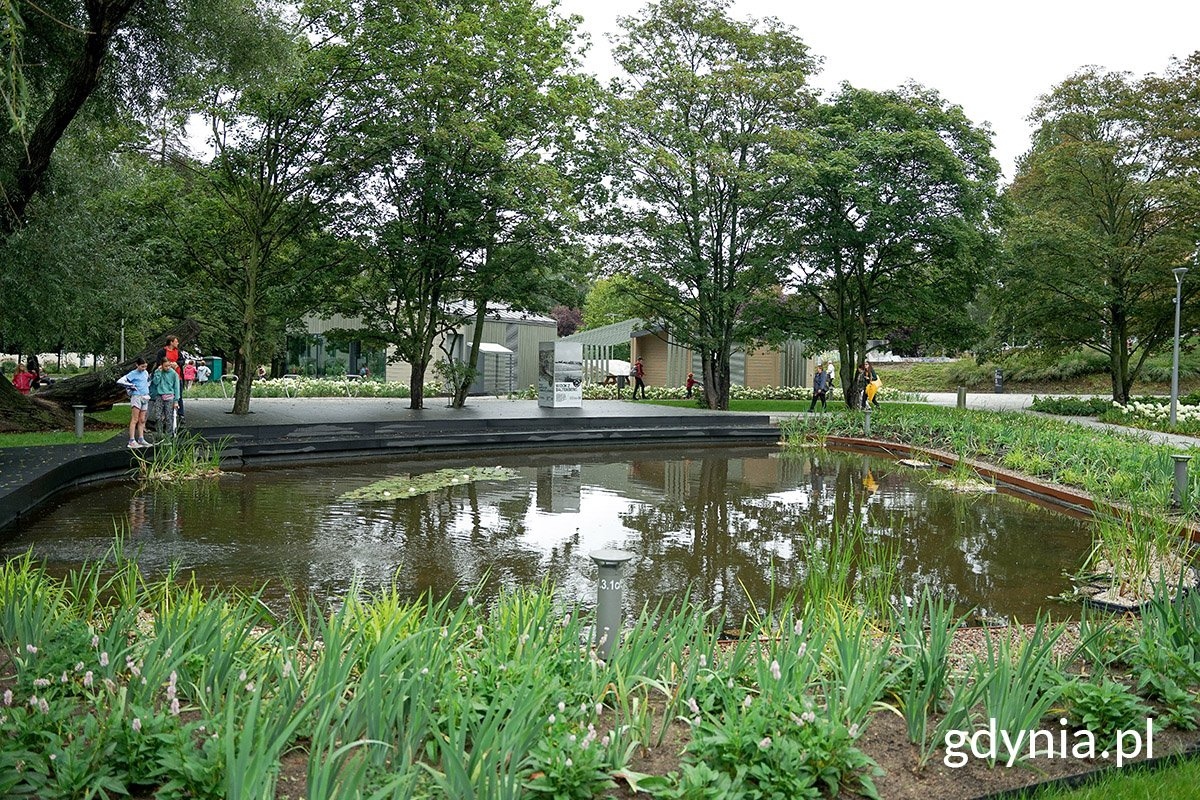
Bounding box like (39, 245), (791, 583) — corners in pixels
(863, 360), (882, 409)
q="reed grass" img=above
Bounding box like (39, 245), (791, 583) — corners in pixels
(134, 431), (228, 482)
(3, 548), (1196, 797)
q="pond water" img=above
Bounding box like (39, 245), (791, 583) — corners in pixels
(1, 447), (1092, 623)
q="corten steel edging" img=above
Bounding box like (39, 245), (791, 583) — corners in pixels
(821, 435), (1200, 543)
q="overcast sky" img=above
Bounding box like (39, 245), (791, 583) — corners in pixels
(558, 0), (1200, 181)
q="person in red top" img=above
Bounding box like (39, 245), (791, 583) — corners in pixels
(685, 372), (697, 398)
(156, 336), (185, 425)
(12, 364), (34, 394)
(632, 356), (647, 400)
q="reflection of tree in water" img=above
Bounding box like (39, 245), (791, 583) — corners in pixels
(619, 452), (1089, 624)
(33, 450), (1088, 621)
(305, 474), (552, 605)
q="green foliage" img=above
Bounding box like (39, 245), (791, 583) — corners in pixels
(895, 590), (966, 747)
(1029, 395), (1115, 416)
(682, 690), (880, 800)
(781, 403), (1200, 512)
(996, 56), (1200, 403)
(787, 83), (1002, 395)
(133, 431), (226, 482)
(328, 0), (593, 410)
(1060, 677), (1153, 750)
(339, 466), (518, 501)
(594, 0), (817, 409)
(978, 619), (1069, 765)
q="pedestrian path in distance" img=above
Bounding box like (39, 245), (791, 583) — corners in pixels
(772, 391), (1200, 450)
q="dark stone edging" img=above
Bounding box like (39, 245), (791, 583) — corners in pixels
(0, 446), (137, 531)
(969, 741), (1200, 800)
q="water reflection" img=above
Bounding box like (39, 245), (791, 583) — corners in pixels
(1, 448), (1091, 621)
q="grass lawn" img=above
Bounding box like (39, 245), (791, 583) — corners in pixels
(0, 405), (127, 449)
(1025, 757), (1200, 799)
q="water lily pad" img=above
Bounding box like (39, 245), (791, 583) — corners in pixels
(932, 477), (996, 494)
(340, 467), (518, 501)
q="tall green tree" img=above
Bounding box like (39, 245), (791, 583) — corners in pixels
(330, 0), (592, 409)
(998, 56), (1200, 403)
(0, 0), (286, 428)
(783, 84), (1001, 404)
(594, 0), (816, 410)
(169, 32), (354, 415)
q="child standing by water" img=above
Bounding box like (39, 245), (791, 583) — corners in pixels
(150, 357), (181, 437)
(117, 358), (151, 448)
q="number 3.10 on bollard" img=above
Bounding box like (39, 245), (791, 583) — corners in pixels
(590, 548), (635, 661)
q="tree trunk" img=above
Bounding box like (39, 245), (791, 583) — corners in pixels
(409, 357), (428, 409)
(2, 0), (140, 233)
(232, 335), (255, 415)
(0, 377), (74, 432)
(451, 304), (487, 409)
(702, 349), (731, 410)
(1109, 308), (1131, 405)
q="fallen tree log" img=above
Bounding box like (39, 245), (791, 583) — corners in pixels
(32, 320), (204, 413)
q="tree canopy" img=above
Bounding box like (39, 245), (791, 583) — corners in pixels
(783, 83), (1002, 402)
(997, 56), (1200, 403)
(593, 0), (817, 409)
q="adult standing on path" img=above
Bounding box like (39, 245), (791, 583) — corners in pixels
(632, 356), (647, 400)
(807, 364), (828, 412)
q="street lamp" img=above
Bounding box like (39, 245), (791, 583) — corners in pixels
(1170, 265), (1190, 426)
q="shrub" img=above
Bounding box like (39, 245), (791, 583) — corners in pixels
(1029, 396), (1113, 417)
(1060, 677), (1153, 750)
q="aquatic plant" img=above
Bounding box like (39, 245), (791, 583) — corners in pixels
(134, 431), (227, 482)
(339, 466), (518, 501)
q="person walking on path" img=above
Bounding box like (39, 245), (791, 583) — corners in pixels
(864, 360), (882, 409)
(157, 336), (185, 426)
(807, 364), (829, 412)
(117, 358), (151, 448)
(183, 360), (197, 389)
(150, 357), (181, 438)
(686, 372), (697, 398)
(632, 356), (647, 400)
(196, 361), (211, 385)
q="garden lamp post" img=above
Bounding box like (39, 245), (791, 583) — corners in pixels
(1170, 266), (1189, 427)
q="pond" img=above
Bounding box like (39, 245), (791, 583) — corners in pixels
(1, 447), (1092, 623)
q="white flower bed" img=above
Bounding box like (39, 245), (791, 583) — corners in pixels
(1109, 399), (1200, 424)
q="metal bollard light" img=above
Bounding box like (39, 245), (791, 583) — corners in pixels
(73, 405), (86, 439)
(863, 404), (872, 437)
(957, 386), (966, 410)
(1172, 454), (1192, 508)
(590, 548), (635, 660)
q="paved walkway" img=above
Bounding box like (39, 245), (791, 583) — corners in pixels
(181, 396), (727, 429)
